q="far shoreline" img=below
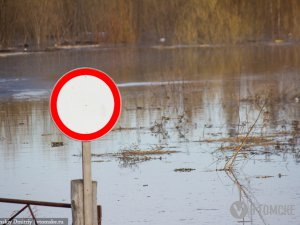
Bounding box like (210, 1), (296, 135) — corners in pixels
(1, 40), (299, 58)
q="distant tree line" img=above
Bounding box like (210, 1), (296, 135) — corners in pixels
(0, 0), (299, 48)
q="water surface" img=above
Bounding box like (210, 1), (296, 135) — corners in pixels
(0, 45), (300, 225)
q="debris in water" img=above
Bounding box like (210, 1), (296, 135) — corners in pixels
(91, 160), (111, 163)
(51, 142), (64, 147)
(255, 175), (274, 179)
(174, 168), (196, 172)
(278, 173), (287, 178)
(121, 149), (178, 156)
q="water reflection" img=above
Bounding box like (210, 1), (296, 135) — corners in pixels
(0, 75), (299, 162)
(0, 45), (300, 225)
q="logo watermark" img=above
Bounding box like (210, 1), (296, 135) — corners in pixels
(230, 201), (248, 219)
(230, 201), (295, 219)
(0, 218), (68, 225)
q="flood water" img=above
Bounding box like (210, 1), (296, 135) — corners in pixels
(0, 45), (300, 225)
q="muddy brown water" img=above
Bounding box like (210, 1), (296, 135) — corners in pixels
(0, 45), (300, 225)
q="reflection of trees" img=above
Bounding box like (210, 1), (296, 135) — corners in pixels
(0, 100), (67, 159)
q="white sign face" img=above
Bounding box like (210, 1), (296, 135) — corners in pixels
(50, 68), (121, 141)
(56, 75), (115, 134)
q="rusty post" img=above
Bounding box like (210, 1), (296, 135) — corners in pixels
(28, 204), (39, 225)
(0, 198), (71, 208)
(4, 204), (28, 225)
(97, 205), (102, 225)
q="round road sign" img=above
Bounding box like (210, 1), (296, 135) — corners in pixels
(50, 68), (121, 141)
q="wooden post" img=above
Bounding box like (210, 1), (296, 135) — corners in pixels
(82, 141), (93, 225)
(71, 180), (84, 225)
(71, 180), (98, 225)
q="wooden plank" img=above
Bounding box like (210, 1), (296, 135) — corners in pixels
(71, 180), (84, 225)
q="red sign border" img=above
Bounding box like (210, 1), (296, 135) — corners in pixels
(50, 68), (121, 141)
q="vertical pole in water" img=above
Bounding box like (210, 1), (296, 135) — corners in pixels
(82, 141), (93, 225)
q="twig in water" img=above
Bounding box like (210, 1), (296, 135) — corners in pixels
(224, 101), (266, 170)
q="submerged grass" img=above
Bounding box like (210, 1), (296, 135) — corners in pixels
(202, 136), (272, 144)
(117, 148), (179, 168)
(74, 146), (179, 168)
(208, 131), (296, 153)
(121, 149), (178, 157)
